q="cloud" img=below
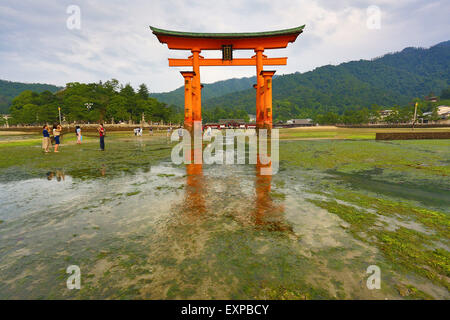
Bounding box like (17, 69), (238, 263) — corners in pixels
(0, 0), (448, 92)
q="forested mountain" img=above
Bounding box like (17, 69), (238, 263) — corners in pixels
(151, 76), (256, 107)
(0, 80), (62, 114)
(152, 40), (450, 122)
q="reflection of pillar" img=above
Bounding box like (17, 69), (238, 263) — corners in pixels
(180, 71), (195, 130)
(184, 146), (205, 217)
(191, 49), (202, 123)
(254, 150), (289, 232)
(261, 71), (276, 129)
(254, 48), (265, 128)
(255, 160), (272, 225)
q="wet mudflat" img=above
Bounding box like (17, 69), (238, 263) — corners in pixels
(0, 132), (448, 299)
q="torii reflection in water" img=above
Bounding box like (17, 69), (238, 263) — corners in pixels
(254, 138), (290, 232)
(182, 136), (289, 232)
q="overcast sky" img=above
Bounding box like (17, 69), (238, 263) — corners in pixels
(0, 0), (449, 92)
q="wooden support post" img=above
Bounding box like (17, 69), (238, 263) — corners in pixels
(261, 70), (276, 129)
(180, 71), (195, 130)
(191, 49), (202, 123)
(255, 48), (265, 128)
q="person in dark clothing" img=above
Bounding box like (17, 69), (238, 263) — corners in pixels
(98, 123), (105, 151)
(42, 125), (51, 153)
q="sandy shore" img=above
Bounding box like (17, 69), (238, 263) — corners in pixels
(0, 131), (36, 135)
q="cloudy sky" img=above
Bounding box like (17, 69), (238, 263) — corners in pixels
(0, 0), (449, 92)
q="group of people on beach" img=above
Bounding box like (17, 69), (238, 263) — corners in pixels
(132, 126), (182, 140)
(42, 124), (62, 153)
(42, 123), (105, 153)
(42, 123), (191, 154)
(134, 127), (143, 136)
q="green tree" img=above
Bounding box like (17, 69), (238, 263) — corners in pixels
(10, 90), (39, 110)
(104, 79), (120, 93)
(106, 96), (129, 123)
(430, 107), (440, 122)
(316, 112), (340, 125)
(138, 84), (149, 100)
(6, 79), (184, 125)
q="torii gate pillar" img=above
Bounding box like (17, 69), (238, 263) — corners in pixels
(255, 48), (265, 127)
(261, 70), (276, 129)
(180, 71), (195, 129)
(191, 49), (202, 123)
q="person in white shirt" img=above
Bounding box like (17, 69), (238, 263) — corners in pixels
(177, 127), (183, 141)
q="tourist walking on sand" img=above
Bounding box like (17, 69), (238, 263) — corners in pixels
(98, 123), (105, 151)
(206, 125), (212, 138)
(76, 125), (82, 144)
(53, 124), (62, 153)
(177, 126), (183, 141)
(42, 124), (51, 153)
(166, 126), (172, 142)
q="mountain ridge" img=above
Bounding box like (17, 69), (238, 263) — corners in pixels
(199, 40), (450, 121)
(0, 80), (62, 114)
(151, 40), (449, 121)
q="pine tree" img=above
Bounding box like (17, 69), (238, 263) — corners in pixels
(138, 84), (149, 100)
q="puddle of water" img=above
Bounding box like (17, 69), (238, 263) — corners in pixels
(376, 215), (435, 235)
(328, 169), (450, 211)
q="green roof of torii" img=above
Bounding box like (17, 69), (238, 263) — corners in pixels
(149, 25), (305, 39)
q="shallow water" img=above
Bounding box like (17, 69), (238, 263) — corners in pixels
(0, 139), (448, 299)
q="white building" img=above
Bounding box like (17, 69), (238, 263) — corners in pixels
(287, 119), (314, 126)
(437, 106), (450, 117)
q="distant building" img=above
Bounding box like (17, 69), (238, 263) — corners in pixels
(379, 110), (393, 118)
(1, 114), (10, 128)
(218, 119), (245, 128)
(248, 114), (256, 122)
(437, 105), (450, 117)
(287, 119), (314, 126)
(425, 95), (438, 103)
(218, 119), (245, 124)
(419, 106), (450, 123)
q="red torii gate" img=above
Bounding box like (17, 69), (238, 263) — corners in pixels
(150, 26), (304, 129)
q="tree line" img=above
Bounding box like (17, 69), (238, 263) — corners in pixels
(0, 79), (61, 114)
(5, 80), (449, 126)
(8, 79), (182, 125)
